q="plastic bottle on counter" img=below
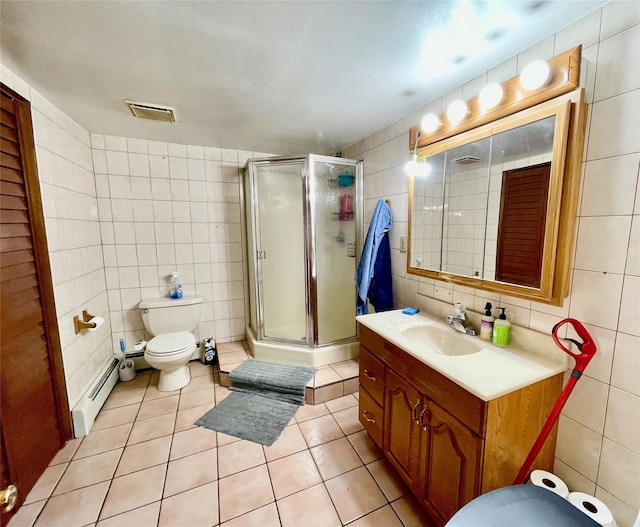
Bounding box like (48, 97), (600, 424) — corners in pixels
(492, 307), (511, 346)
(170, 271), (183, 299)
(480, 302), (494, 341)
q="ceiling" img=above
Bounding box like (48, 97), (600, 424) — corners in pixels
(0, 1), (605, 155)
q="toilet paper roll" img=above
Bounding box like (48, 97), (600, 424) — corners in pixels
(568, 492), (617, 527)
(87, 316), (105, 331)
(529, 469), (569, 499)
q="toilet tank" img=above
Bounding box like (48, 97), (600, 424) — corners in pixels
(139, 296), (203, 336)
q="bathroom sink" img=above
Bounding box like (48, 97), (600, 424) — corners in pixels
(401, 325), (483, 356)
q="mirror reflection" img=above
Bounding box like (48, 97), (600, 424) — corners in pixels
(442, 136), (492, 279)
(410, 151), (444, 271)
(490, 116), (555, 287)
(409, 110), (562, 290)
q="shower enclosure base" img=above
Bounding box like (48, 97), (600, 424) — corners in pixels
(246, 327), (359, 368)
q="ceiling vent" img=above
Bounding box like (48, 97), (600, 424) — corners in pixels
(124, 100), (176, 122)
(453, 155), (483, 164)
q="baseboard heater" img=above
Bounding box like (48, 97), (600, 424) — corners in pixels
(71, 357), (120, 437)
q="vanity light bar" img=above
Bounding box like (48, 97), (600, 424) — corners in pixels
(409, 45), (581, 151)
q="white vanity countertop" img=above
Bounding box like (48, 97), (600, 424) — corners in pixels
(356, 310), (566, 402)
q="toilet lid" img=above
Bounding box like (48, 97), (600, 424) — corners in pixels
(146, 332), (195, 356)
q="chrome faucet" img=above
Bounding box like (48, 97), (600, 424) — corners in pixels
(446, 303), (477, 336)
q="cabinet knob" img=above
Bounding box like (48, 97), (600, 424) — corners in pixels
(0, 484), (17, 513)
(363, 369), (377, 382)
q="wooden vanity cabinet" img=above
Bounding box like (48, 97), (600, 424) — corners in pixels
(358, 323), (563, 526)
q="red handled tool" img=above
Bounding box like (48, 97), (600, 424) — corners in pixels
(513, 318), (597, 485)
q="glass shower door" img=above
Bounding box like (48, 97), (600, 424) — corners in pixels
(311, 156), (359, 345)
(254, 161), (307, 342)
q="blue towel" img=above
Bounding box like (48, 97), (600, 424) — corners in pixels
(355, 199), (392, 315)
(368, 232), (393, 313)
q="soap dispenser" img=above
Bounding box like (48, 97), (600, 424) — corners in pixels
(480, 302), (494, 341)
(492, 307), (511, 346)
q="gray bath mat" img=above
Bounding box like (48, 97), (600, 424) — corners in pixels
(229, 359), (316, 405)
(195, 392), (300, 446)
(196, 359), (316, 445)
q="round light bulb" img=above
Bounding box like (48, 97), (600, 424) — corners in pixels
(447, 100), (469, 124)
(404, 154), (419, 176)
(421, 113), (443, 134)
(519, 60), (551, 90)
(416, 162), (432, 178)
(479, 83), (504, 110)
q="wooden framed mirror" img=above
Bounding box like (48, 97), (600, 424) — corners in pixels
(407, 87), (587, 306)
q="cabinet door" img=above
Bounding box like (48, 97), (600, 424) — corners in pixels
(385, 370), (423, 488)
(421, 402), (482, 524)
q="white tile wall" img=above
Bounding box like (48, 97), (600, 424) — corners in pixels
(91, 135), (258, 353)
(343, 3), (640, 524)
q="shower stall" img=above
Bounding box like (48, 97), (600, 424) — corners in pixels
(242, 155), (362, 367)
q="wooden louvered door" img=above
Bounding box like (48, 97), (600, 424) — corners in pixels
(495, 163), (551, 288)
(1, 84), (71, 525)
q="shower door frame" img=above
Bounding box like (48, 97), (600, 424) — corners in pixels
(244, 154), (363, 349)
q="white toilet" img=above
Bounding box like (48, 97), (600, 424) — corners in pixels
(139, 296), (203, 391)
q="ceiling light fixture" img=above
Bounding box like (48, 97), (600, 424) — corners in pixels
(421, 113), (443, 134)
(519, 60), (552, 90)
(479, 83), (505, 110)
(447, 100), (469, 124)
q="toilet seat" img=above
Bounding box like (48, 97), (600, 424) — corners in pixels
(145, 331), (195, 357)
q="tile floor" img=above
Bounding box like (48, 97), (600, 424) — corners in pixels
(9, 360), (436, 527)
